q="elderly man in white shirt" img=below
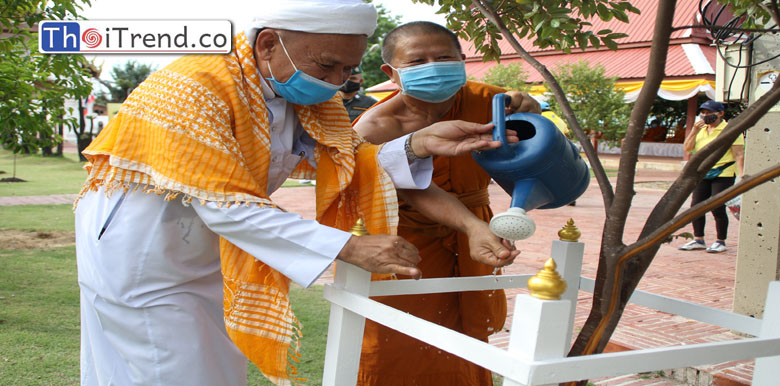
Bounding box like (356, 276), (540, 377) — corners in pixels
(75, 1), (521, 385)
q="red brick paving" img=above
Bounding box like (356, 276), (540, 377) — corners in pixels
(5, 156), (756, 385)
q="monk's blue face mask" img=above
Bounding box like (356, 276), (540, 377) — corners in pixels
(265, 34), (342, 105)
(390, 61), (467, 103)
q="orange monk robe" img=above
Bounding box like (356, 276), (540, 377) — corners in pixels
(357, 81), (507, 386)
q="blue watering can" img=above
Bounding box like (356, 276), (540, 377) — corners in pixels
(472, 94), (590, 240)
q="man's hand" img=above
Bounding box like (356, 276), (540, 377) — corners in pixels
(337, 235), (422, 279)
(410, 120), (519, 158)
(505, 91), (541, 114)
(466, 221), (521, 267)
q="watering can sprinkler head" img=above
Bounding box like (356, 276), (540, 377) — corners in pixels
(489, 207), (536, 241)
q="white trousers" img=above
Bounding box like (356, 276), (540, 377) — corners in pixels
(76, 189), (247, 386)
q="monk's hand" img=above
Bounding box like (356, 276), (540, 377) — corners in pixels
(411, 120), (519, 158)
(505, 91), (541, 114)
(465, 221), (520, 267)
(337, 235), (422, 279)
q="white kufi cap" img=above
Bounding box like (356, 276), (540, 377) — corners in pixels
(245, 0), (378, 44)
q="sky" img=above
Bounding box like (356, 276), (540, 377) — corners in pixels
(81, 0), (446, 82)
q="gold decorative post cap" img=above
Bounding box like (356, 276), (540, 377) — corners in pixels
(350, 218), (370, 236)
(527, 258), (567, 300)
(558, 218), (581, 242)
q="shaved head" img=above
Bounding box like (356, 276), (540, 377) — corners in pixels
(381, 21), (462, 65)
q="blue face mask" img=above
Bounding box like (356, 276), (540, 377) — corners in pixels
(391, 61), (467, 103)
(265, 34), (341, 105)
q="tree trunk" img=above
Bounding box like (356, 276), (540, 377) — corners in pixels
(76, 98), (89, 161)
(56, 119), (64, 156)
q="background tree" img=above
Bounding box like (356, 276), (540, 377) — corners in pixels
(649, 97), (697, 129)
(480, 62), (530, 91)
(96, 60), (155, 103)
(546, 60), (631, 146)
(415, 0), (780, 383)
(360, 0), (402, 88)
(0, 0), (94, 156)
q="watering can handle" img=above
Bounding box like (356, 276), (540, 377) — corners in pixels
(492, 93), (511, 146)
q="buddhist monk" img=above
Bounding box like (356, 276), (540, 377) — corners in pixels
(354, 21), (540, 386)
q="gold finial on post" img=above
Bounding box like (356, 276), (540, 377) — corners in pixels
(350, 218), (370, 236)
(558, 218), (581, 242)
(527, 258), (567, 300)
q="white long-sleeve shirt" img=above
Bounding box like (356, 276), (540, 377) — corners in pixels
(78, 77), (432, 289)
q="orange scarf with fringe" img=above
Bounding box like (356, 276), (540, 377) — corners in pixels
(78, 32), (397, 385)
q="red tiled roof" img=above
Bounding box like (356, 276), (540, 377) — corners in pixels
(461, 0), (713, 58)
(467, 44), (716, 83)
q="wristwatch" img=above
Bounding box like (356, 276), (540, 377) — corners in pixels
(404, 132), (429, 162)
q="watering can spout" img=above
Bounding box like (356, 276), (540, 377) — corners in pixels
(472, 94), (589, 240)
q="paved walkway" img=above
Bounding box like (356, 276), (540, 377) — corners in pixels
(2, 156), (755, 385)
(0, 193), (77, 206)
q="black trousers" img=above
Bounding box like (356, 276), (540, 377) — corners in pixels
(691, 176), (736, 241)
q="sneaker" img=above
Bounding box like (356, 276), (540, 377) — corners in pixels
(706, 242), (727, 253)
(678, 240), (706, 250)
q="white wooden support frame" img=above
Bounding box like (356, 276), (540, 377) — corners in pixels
(503, 296), (572, 386)
(753, 281), (780, 384)
(321, 262), (370, 386)
(321, 237), (780, 385)
(550, 239), (584, 354)
(324, 283), (534, 383)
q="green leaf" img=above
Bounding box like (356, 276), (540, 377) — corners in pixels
(602, 37), (618, 50)
(607, 32), (628, 40)
(575, 33), (588, 50)
(612, 9), (630, 23)
(596, 3), (613, 21)
(588, 35), (601, 49)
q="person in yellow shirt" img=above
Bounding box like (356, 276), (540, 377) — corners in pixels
(540, 101), (569, 137)
(679, 100), (745, 253)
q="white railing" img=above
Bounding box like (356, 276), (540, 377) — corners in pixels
(322, 236), (780, 385)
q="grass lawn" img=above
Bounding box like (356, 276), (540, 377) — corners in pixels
(0, 203), (332, 385)
(0, 149), (86, 197)
(0, 205), (76, 231)
(0, 245), (330, 385)
(0, 246), (81, 386)
(248, 285), (331, 386)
